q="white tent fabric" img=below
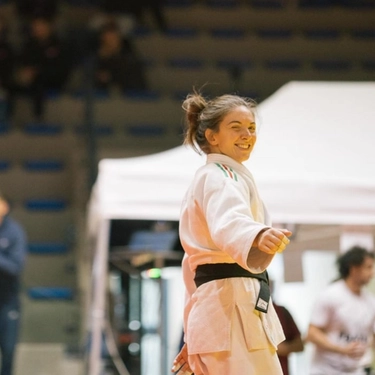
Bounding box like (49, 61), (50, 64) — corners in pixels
(86, 81), (375, 375)
(90, 81), (375, 227)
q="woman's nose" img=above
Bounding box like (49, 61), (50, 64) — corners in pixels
(241, 128), (252, 138)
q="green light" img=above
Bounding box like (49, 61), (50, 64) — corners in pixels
(147, 268), (162, 279)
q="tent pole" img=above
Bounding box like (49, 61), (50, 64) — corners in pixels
(88, 218), (110, 375)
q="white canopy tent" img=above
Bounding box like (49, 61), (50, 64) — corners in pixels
(86, 81), (375, 375)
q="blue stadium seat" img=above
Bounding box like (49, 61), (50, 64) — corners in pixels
(65, 0), (99, 6)
(312, 59), (351, 70)
(206, 0), (241, 8)
(361, 60), (375, 70)
(93, 90), (111, 99)
(298, 0), (333, 8)
(75, 124), (114, 136)
(0, 160), (10, 171)
(351, 29), (375, 39)
(28, 287), (74, 300)
(28, 242), (69, 255)
(303, 29), (340, 39)
(210, 28), (246, 39)
(23, 160), (65, 172)
(216, 59), (253, 82)
(45, 89), (63, 100)
(164, 0), (195, 7)
(216, 59), (253, 70)
(123, 89), (161, 101)
(127, 124), (166, 137)
(256, 28), (293, 39)
(249, 0), (285, 8)
(131, 25), (153, 38)
(167, 58), (205, 69)
(24, 122), (63, 135)
(25, 199), (67, 211)
(0, 98), (8, 123)
(341, 0), (375, 8)
(71, 89), (110, 100)
(264, 59), (303, 70)
(164, 27), (199, 38)
(0, 121), (9, 134)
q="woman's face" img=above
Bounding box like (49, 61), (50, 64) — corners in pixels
(205, 105), (257, 163)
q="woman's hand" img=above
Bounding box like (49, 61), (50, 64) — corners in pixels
(171, 343), (194, 374)
(255, 228), (292, 254)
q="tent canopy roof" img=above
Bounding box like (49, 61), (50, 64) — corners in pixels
(90, 81), (375, 225)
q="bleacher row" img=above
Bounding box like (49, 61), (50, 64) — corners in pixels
(135, 26), (375, 41)
(130, 20), (375, 96)
(3, 94), (185, 145)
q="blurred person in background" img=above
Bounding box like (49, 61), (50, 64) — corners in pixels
(270, 279), (304, 375)
(93, 21), (147, 94)
(0, 192), (27, 375)
(0, 16), (15, 122)
(14, 16), (72, 120)
(273, 301), (304, 374)
(13, 0), (62, 48)
(307, 246), (375, 375)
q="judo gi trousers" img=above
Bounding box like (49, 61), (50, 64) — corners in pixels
(188, 306), (283, 375)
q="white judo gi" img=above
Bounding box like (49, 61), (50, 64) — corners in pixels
(179, 153), (285, 375)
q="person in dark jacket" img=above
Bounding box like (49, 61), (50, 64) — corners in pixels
(14, 16), (72, 119)
(94, 21), (147, 93)
(0, 192), (27, 375)
(0, 17), (15, 121)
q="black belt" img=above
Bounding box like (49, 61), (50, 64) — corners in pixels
(194, 263), (271, 313)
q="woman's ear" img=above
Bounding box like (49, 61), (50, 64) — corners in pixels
(205, 128), (218, 146)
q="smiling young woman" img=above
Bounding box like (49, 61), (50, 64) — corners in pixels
(171, 91), (292, 375)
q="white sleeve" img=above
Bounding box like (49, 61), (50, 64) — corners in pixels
(309, 292), (332, 328)
(204, 178), (273, 273)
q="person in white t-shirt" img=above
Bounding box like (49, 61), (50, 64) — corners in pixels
(307, 245), (375, 375)
(170, 91), (292, 375)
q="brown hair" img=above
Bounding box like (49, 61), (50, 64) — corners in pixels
(337, 245), (374, 279)
(182, 90), (257, 154)
(0, 190), (8, 202)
